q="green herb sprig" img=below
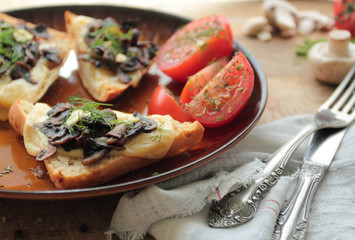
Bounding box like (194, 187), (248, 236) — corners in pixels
(68, 97), (117, 128)
(150, 121), (171, 142)
(69, 96), (113, 113)
(67, 97), (134, 132)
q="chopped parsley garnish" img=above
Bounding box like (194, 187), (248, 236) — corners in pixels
(88, 19), (132, 56)
(0, 23), (27, 71)
(0, 164), (13, 177)
(0, 19), (55, 83)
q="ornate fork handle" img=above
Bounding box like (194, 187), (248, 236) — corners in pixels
(208, 121), (320, 228)
(272, 161), (326, 240)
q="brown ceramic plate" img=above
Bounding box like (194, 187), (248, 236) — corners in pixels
(0, 5), (267, 200)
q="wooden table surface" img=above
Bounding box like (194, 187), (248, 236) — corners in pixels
(0, 1), (336, 239)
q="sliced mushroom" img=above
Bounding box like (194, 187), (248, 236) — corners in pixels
(263, 0), (298, 37)
(106, 123), (127, 139)
(298, 10), (334, 35)
(297, 18), (316, 35)
(300, 10), (334, 31)
(36, 144), (57, 161)
(82, 148), (108, 165)
(41, 48), (63, 68)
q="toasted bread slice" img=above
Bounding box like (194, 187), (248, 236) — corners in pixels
(0, 13), (73, 121)
(64, 11), (155, 102)
(9, 98), (204, 189)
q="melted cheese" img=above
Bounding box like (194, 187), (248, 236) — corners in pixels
(70, 15), (92, 53)
(119, 114), (175, 159)
(65, 109), (91, 126)
(0, 59), (50, 109)
(23, 103), (52, 156)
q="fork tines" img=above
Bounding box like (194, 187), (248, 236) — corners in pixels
(321, 65), (355, 117)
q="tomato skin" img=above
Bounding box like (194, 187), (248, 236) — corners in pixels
(334, 0), (355, 37)
(148, 85), (195, 123)
(180, 57), (228, 105)
(185, 51), (254, 128)
(156, 15), (234, 83)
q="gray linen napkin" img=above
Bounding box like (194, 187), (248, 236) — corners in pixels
(107, 114), (355, 240)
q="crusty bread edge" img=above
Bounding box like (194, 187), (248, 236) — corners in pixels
(8, 98), (34, 135)
(8, 98), (204, 189)
(45, 155), (160, 189)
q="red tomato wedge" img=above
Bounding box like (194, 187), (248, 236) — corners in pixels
(185, 51), (254, 128)
(334, 0), (355, 37)
(180, 57), (228, 104)
(148, 85), (195, 123)
(155, 15), (234, 83)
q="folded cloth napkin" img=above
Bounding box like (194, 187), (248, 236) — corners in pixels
(107, 114), (355, 240)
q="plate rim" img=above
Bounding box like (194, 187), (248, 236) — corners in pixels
(0, 4), (268, 200)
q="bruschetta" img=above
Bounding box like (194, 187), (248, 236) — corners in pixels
(0, 13), (72, 121)
(9, 98), (204, 189)
(64, 11), (157, 102)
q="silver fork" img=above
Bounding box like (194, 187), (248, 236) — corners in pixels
(208, 65), (355, 228)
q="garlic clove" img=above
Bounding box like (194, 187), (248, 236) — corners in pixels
(298, 18), (316, 35)
(257, 30), (272, 42)
(242, 16), (273, 41)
